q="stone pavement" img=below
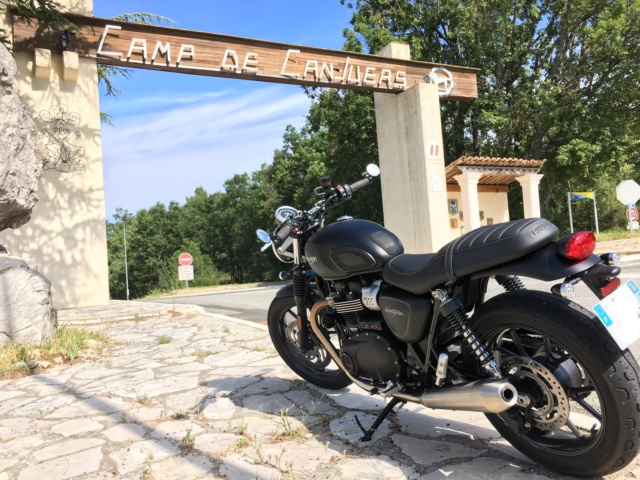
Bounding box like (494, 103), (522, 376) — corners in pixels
(2, 302), (640, 480)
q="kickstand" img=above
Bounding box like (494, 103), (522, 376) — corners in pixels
(355, 397), (405, 442)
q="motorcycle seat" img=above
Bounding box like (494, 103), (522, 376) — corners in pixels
(383, 218), (559, 295)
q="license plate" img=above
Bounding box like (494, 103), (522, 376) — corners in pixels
(593, 280), (640, 350)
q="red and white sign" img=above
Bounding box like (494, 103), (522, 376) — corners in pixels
(178, 252), (193, 266)
(627, 208), (639, 222)
(178, 265), (194, 281)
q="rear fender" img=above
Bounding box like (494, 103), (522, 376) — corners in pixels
(470, 243), (600, 282)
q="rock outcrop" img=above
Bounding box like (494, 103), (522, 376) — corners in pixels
(0, 45), (55, 345)
(0, 255), (57, 346)
(0, 42), (46, 232)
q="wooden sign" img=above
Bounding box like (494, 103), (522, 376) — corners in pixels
(12, 14), (478, 101)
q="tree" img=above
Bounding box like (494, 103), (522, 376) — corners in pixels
(0, 0), (68, 46)
(97, 13), (174, 124)
(340, 0), (640, 232)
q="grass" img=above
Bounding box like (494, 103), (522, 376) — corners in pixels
(134, 394), (153, 407)
(157, 336), (172, 345)
(0, 325), (109, 379)
(193, 347), (214, 358)
(275, 406), (302, 438)
(596, 227), (640, 242)
(180, 428), (195, 452)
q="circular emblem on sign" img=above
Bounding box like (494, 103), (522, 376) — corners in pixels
(178, 252), (193, 266)
(627, 208), (639, 222)
(424, 67), (455, 97)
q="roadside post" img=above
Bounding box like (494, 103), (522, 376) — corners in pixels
(616, 181), (640, 234)
(568, 191), (599, 234)
(178, 252), (194, 288)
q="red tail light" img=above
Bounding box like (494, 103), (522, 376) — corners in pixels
(564, 231), (596, 260)
(600, 278), (621, 298)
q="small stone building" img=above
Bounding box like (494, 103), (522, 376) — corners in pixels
(445, 156), (546, 240)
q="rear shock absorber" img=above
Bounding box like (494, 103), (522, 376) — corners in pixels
(434, 290), (500, 378)
(495, 275), (526, 292)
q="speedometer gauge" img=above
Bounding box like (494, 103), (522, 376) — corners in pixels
(275, 206), (300, 223)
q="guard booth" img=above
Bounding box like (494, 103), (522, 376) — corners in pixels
(444, 156), (546, 240)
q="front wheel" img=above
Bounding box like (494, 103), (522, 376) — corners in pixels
(267, 296), (352, 390)
(473, 290), (640, 477)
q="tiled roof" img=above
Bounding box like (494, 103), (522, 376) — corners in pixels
(445, 156), (546, 185)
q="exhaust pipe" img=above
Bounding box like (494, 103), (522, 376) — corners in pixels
(309, 300), (518, 414)
(396, 379), (517, 413)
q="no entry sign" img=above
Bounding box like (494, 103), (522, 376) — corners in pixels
(178, 252), (193, 266)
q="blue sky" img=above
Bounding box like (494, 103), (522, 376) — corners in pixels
(93, 1), (354, 218)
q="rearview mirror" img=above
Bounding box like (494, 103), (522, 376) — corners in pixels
(256, 229), (271, 244)
(366, 164), (380, 177)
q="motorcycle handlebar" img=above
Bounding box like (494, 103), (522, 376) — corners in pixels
(273, 223), (293, 245)
(348, 177), (372, 194)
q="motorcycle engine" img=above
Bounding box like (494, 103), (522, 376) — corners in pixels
(340, 331), (403, 384)
(330, 278), (404, 384)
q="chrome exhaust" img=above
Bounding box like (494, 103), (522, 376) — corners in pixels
(308, 300), (518, 414)
(395, 379), (517, 413)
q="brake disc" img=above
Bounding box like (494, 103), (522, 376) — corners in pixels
(285, 322), (331, 368)
(502, 356), (570, 430)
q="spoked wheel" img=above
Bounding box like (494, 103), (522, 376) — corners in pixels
(267, 296), (351, 389)
(474, 290), (640, 477)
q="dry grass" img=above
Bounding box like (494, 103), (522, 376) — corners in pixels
(0, 325), (109, 379)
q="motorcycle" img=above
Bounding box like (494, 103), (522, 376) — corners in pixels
(256, 164), (640, 476)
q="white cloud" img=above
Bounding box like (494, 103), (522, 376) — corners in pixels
(102, 84), (311, 217)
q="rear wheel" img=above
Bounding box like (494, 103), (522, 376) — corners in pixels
(268, 296), (351, 390)
(474, 290), (640, 477)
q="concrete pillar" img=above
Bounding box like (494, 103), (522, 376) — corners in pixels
(516, 173), (544, 218)
(0, 0), (110, 309)
(454, 170), (483, 233)
(374, 43), (449, 254)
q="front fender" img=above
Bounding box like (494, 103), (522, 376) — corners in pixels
(470, 243), (600, 282)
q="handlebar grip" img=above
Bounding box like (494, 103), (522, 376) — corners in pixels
(348, 177), (372, 194)
(274, 223), (293, 245)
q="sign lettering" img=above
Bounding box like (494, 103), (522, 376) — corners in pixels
(13, 14), (478, 99)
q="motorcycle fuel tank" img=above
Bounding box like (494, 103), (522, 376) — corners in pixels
(304, 219), (403, 280)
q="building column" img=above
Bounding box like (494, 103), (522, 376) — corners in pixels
(0, 0), (110, 309)
(454, 171), (483, 233)
(374, 43), (449, 254)
(516, 173), (544, 218)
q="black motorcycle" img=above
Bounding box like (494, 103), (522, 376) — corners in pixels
(256, 164), (640, 476)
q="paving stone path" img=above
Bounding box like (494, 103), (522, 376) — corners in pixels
(2, 303), (640, 479)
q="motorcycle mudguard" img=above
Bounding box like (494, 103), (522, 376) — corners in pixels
(470, 243), (600, 282)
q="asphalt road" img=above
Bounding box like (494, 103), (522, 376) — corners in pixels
(152, 264), (640, 358)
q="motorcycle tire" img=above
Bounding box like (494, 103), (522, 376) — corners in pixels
(267, 296), (352, 390)
(473, 290), (640, 477)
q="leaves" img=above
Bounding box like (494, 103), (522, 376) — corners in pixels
(112, 13), (175, 25)
(340, 0), (640, 232)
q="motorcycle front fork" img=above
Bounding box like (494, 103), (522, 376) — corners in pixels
(292, 239), (311, 354)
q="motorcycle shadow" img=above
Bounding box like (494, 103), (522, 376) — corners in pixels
(198, 374), (572, 479)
